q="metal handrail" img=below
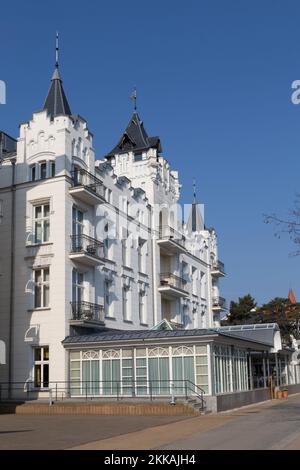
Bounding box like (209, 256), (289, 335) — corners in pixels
(70, 169), (106, 199)
(0, 379), (206, 410)
(70, 234), (104, 259)
(70, 301), (105, 322)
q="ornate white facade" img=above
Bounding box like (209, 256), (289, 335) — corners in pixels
(0, 60), (225, 389)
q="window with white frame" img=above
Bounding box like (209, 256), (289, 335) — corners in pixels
(104, 279), (112, 317)
(192, 267), (197, 295)
(139, 290), (146, 324)
(72, 269), (84, 303)
(122, 286), (130, 321)
(34, 203), (50, 244)
(34, 267), (50, 308)
(33, 346), (49, 388)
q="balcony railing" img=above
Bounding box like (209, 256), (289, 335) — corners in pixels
(212, 296), (226, 308)
(212, 260), (225, 275)
(160, 273), (187, 291)
(70, 301), (105, 323)
(158, 225), (185, 248)
(70, 169), (106, 200)
(70, 234), (104, 259)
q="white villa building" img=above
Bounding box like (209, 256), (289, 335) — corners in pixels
(0, 54), (299, 411)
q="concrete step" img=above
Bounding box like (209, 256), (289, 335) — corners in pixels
(0, 401), (200, 416)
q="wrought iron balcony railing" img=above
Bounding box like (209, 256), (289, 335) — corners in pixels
(159, 273), (187, 291)
(70, 169), (106, 199)
(158, 225), (186, 247)
(70, 301), (105, 323)
(70, 234), (104, 259)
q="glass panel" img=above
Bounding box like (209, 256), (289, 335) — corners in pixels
(43, 364), (49, 388)
(35, 221), (42, 243)
(44, 205), (50, 217)
(35, 206), (42, 219)
(102, 361), (111, 395)
(70, 369), (80, 379)
(172, 357), (183, 394)
(122, 349), (132, 358)
(196, 346), (207, 355)
(196, 356), (208, 365)
(34, 348), (41, 361)
(82, 361), (90, 395)
(136, 348), (146, 357)
(35, 285), (41, 308)
(43, 284), (49, 307)
(91, 360), (100, 394)
(43, 268), (49, 282)
(196, 365), (208, 375)
(70, 352), (80, 361)
(34, 364), (41, 387)
(112, 360), (120, 394)
(40, 163), (47, 179)
(43, 347), (49, 360)
(136, 358), (146, 367)
(44, 220), (50, 242)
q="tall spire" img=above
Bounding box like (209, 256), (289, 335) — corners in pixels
(187, 179), (204, 233)
(43, 32), (72, 120)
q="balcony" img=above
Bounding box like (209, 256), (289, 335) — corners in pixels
(70, 301), (105, 327)
(158, 273), (189, 299)
(69, 234), (105, 266)
(157, 226), (186, 255)
(212, 296), (226, 311)
(211, 260), (225, 277)
(69, 169), (106, 205)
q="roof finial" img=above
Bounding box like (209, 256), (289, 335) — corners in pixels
(193, 178), (196, 203)
(130, 86), (137, 111)
(55, 31), (59, 68)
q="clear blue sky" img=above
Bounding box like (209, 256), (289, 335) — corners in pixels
(1, 0), (300, 306)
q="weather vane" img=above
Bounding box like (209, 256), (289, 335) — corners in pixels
(55, 31), (59, 68)
(130, 86), (137, 111)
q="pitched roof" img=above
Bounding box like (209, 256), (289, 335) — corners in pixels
(43, 66), (72, 120)
(106, 111), (161, 157)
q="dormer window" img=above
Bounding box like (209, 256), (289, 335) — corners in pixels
(134, 153), (143, 162)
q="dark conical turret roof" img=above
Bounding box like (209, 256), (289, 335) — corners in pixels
(106, 111), (161, 157)
(43, 66), (72, 120)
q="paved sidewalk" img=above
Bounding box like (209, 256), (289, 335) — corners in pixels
(0, 414), (186, 450)
(69, 395), (300, 450)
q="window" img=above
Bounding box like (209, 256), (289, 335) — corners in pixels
(103, 223), (109, 259)
(0, 199), (3, 224)
(30, 164), (36, 181)
(139, 291), (146, 324)
(34, 346), (49, 388)
(40, 162), (47, 179)
(134, 153), (143, 162)
(192, 267), (197, 295)
(72, 207), (84, 250)
(104, 279), (111, 317)
(34, 267), (50, 308)
(50, 162), (55, 178)
(34, 204), (50, 243)
(72, 269), (83, 303)
(122, 287), (128, 321)
(121, 238), (127, 266)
